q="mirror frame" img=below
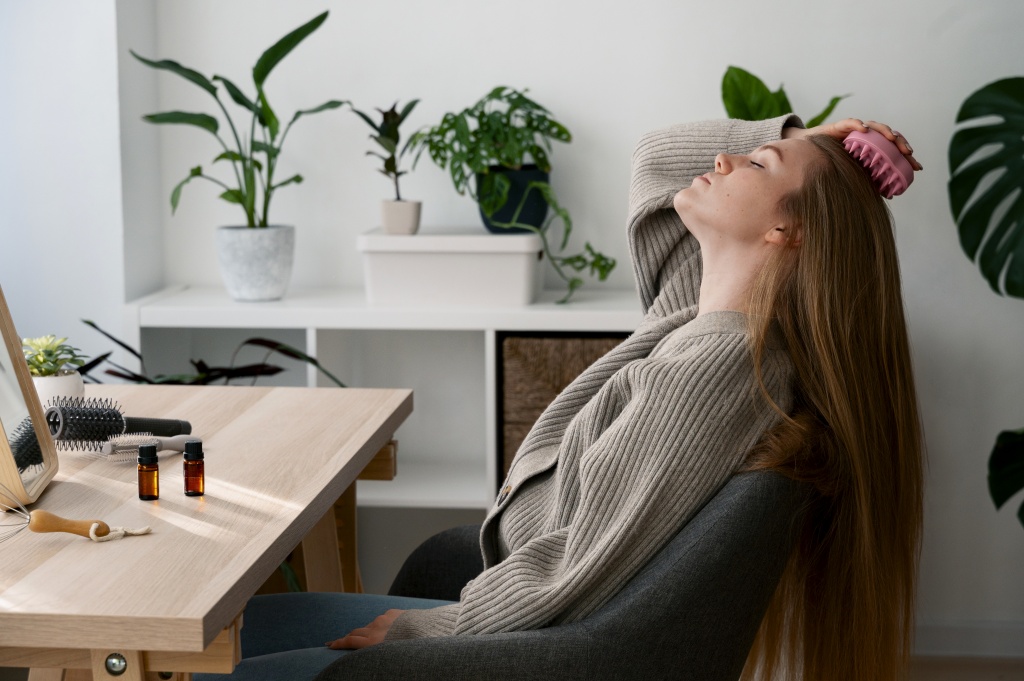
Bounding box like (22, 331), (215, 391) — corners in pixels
(0, 283), (59, 506)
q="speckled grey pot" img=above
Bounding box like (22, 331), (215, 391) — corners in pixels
(215, 225), (295, 301)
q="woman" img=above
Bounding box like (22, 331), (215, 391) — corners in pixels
(200, 115), (924, 681)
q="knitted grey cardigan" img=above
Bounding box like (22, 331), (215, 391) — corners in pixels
(386, 114), (799, 640)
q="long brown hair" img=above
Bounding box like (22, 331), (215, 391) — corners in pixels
(741, 134), (924, 681)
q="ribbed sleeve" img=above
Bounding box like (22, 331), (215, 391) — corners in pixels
(385, 118), (801, 642)
(628, 115), (802, 315)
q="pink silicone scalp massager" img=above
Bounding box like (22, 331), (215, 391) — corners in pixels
(842, 129), (914, 199)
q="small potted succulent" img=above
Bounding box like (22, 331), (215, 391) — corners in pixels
(22, 335), (88, 406)
(352, 100), (421, 234)
(408, 86), (615, 303)
(131, 11), (346, 302)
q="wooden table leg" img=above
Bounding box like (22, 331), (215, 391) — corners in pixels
(301, 506), (345, 593)
(334, 482), (362, 593)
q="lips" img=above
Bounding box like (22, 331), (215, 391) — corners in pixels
(700, 174), (711, 184)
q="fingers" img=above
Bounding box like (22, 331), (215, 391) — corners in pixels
(863, 120), (923, 172)
(326, 632), (372, 650)
(325, 611), (406, 650)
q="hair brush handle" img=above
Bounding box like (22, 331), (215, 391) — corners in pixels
(122, 416), (192, 437)
(28, 510), (110, 539)
(842, 129), (914, 199)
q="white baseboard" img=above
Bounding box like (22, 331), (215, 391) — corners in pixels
(915, 622), (1024, 657)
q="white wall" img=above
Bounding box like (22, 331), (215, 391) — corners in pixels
(4, 0), (1024, 656)
(0, 1), (126, 361)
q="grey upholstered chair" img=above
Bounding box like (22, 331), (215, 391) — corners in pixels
(315, 471), (809, 681)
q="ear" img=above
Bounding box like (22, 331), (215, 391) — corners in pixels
(765, 224), (802, 248)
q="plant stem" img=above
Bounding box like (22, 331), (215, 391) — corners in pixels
(393, 173), (401, 202)
(211, 94), (247, 218)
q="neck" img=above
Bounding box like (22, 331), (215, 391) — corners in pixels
(696, 241), (766, 317)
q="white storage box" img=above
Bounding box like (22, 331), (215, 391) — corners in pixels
(358, 228), (544, 307)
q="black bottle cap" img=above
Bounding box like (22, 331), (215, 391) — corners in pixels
(184, 439), (204, 461)
(138, 443), (159, 465)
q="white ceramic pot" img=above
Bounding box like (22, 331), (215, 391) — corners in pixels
(381, 200), (421, 235)
(215, 225), (295, 301)
(32, 371), (85, 408)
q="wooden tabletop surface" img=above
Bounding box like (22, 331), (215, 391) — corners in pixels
(0, 384), (412, 653)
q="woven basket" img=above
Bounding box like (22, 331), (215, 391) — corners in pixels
(499, 335), (626, 477)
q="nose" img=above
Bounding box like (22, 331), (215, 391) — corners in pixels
(714, 153), (734, 174)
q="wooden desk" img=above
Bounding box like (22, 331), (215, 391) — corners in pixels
(0, 384), (412, 680)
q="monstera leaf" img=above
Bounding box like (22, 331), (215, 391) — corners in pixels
(948, 77), (1024, 298)
(989, 429), (1024, 528)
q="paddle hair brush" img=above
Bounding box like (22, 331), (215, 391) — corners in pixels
(44, 397), (192, 452)
(842, 129), (914, 199)
(101, 433), (196, 463)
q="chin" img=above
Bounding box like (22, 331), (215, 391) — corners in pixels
(672, 187), (690, 218)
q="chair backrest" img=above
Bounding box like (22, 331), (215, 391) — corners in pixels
(318, 471), (810, 681)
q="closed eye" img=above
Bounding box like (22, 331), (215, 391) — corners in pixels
(750, 160), (764, 169)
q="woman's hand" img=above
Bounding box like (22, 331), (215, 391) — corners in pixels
(326, 609), (406, 650)
(783, 118), (922, 171)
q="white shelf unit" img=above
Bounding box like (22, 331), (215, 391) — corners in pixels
(125, 285), (643, 509)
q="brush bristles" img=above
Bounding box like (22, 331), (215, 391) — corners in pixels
(45, 397), (125, 451)
(10, 416), (44, 472)
(842, 134), (911, 199)
(104, 433), (159, 464)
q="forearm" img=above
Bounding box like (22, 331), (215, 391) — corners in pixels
(627, 114), (802, 314)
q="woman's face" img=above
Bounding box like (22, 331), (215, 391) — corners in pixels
(673, 138), (820, 248)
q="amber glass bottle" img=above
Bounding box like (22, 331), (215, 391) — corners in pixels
(137, 443), (159, 500)
(183, 440), (205, 497)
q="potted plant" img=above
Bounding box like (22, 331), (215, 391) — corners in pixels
(131, 11), (346, 302)
(947, 76), (1024, 527)
(22, 335), (88, 406)
(409, 86), (615, 303)
(352, 100), (421, 234)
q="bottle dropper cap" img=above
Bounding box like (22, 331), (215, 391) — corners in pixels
(184, 440), (204, 461)
(138, 443), (159, 465)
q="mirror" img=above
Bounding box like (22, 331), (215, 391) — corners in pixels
(0, 283), (58, 506)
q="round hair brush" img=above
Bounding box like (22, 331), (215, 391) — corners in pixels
(9, 417), (44, 473)
(842, 129), (914, 199)
(44, 396), (192, 452)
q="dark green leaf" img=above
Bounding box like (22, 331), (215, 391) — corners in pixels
(352, 108), (381, 133)
(279, 561), (304, 592)
(170, 169), (202, 213)
(219, 189), (245, 205)
(257, 88), (280, 140)
(948, 77), (1024, 298)
(253, 11), (328, 87)
(213, 75), (259, 115)
(77, 352), (111, 377)
(373, 135), (398, 155)
(721, 66), (791, 121)
(989, 428), (1024, 517)
(291, 100), (348, 126)
(252, 141), (280, 158)
(130, 50), (216, 96)
(142, 111), (219, 135)
(271, 174), (303, 190)
(805, 94), (850, 128)
(214, 151), (245, 163)
(81, 319), (145, 368)
(237, 338), (346, 387)
(103, 367), (156, 384)
(398, 99), (419, 123)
